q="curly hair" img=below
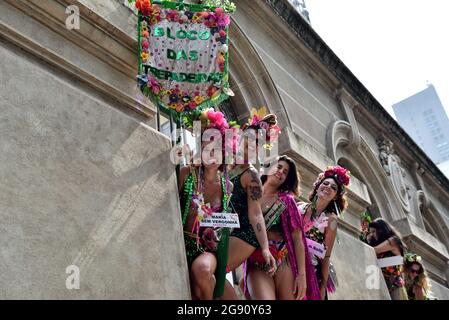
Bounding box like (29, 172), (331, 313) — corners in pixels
(261, 155), (300, 197)
(308, 175), (348, 215)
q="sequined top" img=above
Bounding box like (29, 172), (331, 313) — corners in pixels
(229, 167), (259, 248)
(229, 169), (249, 224)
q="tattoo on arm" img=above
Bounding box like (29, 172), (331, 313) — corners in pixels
(249, 185), (262, 201)
(248, 169), (262, 201)
(249, 169), (260, 183)
(256, 223), (262, 232)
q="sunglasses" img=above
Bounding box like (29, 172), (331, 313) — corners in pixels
(410, 268), (422, 274)
(322, 180), (338, 191)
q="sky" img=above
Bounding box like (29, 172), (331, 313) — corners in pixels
(304, 0), (449, 119)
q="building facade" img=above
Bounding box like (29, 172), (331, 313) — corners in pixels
(1, 0), (448, 299)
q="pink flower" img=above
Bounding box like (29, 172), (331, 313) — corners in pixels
(322, 166), (350, 186)
(141, 40), (149, 50)
(206, 109), (229, 130)
(147, 76), (160, 94)
(250, 115), (259, 126)
(217, 14), (230, 27)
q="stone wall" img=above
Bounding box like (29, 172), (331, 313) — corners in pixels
(0, 0), (190, 299)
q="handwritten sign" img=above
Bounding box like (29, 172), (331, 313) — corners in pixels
(137, 1), (232, 120)
(306, 238), (326, 259)
(200, 213), (240, 228)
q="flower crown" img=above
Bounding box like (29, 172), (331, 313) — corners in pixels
(196, 108), (239, 153)
(198, 108), (239, 133)
(405, 253), (422, 264)
(314, 165), (351, 191)
(360, 211), (372, 224)
(241, 107), (281, 149)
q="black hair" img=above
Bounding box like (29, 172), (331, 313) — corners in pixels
(368, 218), (404, 255)
(261, 155), (300, 197)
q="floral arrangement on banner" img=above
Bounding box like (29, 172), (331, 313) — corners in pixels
(359, 211), (372, 243)
(131, 0), (236, 125)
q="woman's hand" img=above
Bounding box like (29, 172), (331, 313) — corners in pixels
(293, 273), (307, 300)
(201, 228), (219, 251)
(261, 248), (277, 276)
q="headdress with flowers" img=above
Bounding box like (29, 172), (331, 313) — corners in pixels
(405, 253), (422, 264)
(313, 165), (351, 191)
(359, 211), (372, 243)
(196, 108), (239, 152)
(241, 107), (281, 150)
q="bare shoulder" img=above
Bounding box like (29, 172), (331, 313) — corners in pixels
(326, 212), (339, 231)
(241, 166), (261, 186)
(178, 166), (192, 191)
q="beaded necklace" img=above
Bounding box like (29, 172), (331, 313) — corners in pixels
(181, 167), (229, 229)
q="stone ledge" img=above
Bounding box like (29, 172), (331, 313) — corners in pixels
(1, 0), (155, 119)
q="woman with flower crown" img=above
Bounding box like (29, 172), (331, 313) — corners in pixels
(404, 253), (430, 300)
(297, 165), (350, 300)
(244, 155), (321, 300)
(178, 108), (234, 300)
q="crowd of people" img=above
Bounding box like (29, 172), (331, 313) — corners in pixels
(177, 107), (431, 300)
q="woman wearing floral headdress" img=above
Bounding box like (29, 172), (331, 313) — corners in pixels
(297, 165), (350, 300)
(178, 108), (235, 300)
(245, 155), (321, 300)
(220, 107), (280, 299)
(404, 253), (430, 300)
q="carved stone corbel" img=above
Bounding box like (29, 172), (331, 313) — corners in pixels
(376, 136), (394, 176)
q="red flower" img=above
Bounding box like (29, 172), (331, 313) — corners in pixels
(141, 40), (149, 51)
(207, 86), (218, 97)
(135, 0), (152, 16)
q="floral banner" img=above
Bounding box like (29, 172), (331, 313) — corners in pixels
(135, 0), (234, 125)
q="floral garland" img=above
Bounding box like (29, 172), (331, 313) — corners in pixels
(313, 165), (351, 189)
(359, 211), (372, 243)
(404, 252), (422, 264)
(304, 209), (328, 244)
